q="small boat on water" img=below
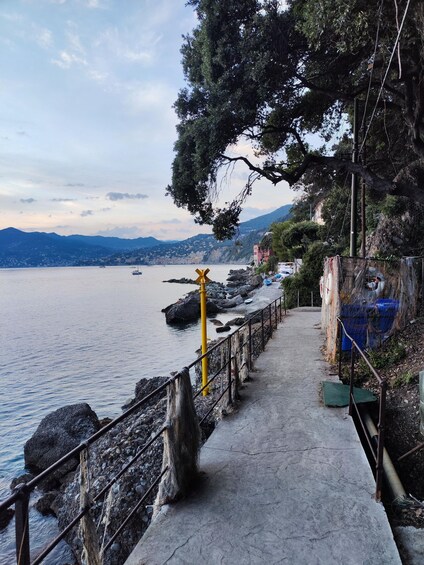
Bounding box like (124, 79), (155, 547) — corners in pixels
(244, 298), (253, 304)
(132, 268), (142, 276)
(264, 278), (272, 286)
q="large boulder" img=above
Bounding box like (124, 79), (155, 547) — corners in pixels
(164, 293), (200, 324)
(248, 274), (263, 288)
(214, 295), (245, 309)
(164, 293), (223, 324)
(24, 403), (101, 475)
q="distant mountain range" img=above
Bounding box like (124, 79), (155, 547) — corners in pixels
(0, 204), (291, 268)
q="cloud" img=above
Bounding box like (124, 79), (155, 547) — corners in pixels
(126, 82), (174, 113)
(87, 70), (109, 83)
(96, 226), (141, 238)
(100, 207), (112, 212)
(35, 28), (53, 49)
(66, 31), (85, 54)
(106, 192), (148, 201)
(20, 198), (36, 203)
(80, 209), (94, 217)
(64, 182), (85, 187)
(161, 218), (182, 225)
(51, 198), (75, 202)
(52, 51), (88, 69)
(94, 28), (156, 66)
(17, 131), (28, 136)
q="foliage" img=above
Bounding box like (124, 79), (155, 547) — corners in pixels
(282, 241), (333, 308)
(168, 0), (424, 237)
(357, 340), (407, 380)
(393, 370), (417, 388)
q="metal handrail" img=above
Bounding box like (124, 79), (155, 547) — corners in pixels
(337, 316), (387, 501)
(1, 295), (284, 564)
(190, 297), (283, 419)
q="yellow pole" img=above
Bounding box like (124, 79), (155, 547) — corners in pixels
(195, 268), (210, 396)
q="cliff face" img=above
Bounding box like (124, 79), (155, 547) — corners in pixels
(367, 203), (424, 257)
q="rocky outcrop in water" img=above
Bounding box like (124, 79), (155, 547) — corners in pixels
(162, 292), (224, 324)
(163, 268), (262, 325)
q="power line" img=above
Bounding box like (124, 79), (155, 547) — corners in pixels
(359, 0), (385, 134)
(359, 0), (412, 154)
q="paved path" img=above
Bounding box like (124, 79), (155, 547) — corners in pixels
(126, 309), (401, 565)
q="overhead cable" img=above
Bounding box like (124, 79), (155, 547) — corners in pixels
(359, 0), (412, 154)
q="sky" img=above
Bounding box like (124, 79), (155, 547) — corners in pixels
(0, 0), (296, 241)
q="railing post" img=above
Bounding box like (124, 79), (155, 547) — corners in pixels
(375, 379), (387, 501)
(338, 319), (342, 379)
(227, 336), (232, 405)
(268, 304), (272, 338)
(297, 290), (300, 308)
(261, 309), (265, 351)
(15, 486), (30, 565)
(349, 344), (356, 416)
(311, 291), (314, 307)
(274, 300), (278, 328)
(248, 318), (252, 371)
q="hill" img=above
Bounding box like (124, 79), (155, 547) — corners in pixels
(65, 234), (166, 251)
(0, 228), (110, 268)
(0, 204), (292, 268)
(238, 204), (292, 233)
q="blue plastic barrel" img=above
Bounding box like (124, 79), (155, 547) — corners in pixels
(341, 304), (368, 351)
(375, 298), (399, 334)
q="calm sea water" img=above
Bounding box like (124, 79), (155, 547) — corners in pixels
(0, 264), (242, 563)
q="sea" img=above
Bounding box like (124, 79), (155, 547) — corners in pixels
(0, 263), (243, 564)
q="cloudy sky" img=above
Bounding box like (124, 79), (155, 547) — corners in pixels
(0, 0), (295, 241)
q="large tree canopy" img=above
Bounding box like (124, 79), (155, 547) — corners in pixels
(167, 0), (424, 238)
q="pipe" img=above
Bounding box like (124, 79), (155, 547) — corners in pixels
(361, 408), (407, 504)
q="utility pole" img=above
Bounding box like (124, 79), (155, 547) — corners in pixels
(350, 97), (359, 257)
(361, 119), (367, 258)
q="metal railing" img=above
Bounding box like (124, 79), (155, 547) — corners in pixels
(0, 296), (284, 565)
(337, 317), (387, 501)
(190, 296), (284, 418)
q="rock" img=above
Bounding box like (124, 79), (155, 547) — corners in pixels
(164, 291), (224, 324)
(214, 295), (245, 309)
(248, 274), (263, 288)
(35, 492), (58, 516)
(0, 508), (14, 530)
(10, 473), (34, 490)
(163, 278), (197, 284)
(24, 403), (101, 475)
(164, 293), (200, 324)
(226, 284), (254, 297)
(216, 325), (231, 333)
(247, 309), (263, 324)
(55, 377), (170, 565)
(206, 300), (225, 314)
(227, 317), (246, 326)
(122, 376), (169, 410)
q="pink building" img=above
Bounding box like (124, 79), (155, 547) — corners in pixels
(253, 244), (274, 266)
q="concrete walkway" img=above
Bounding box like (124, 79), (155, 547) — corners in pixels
(126, 309), (401, 565)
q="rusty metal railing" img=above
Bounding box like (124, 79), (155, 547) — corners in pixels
(0, 296), (284, 564)
(337, 317), (387, 501)
(189, 296), (284, 417)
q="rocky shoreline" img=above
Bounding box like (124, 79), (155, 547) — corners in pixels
(162, 267), (263, 324)
(2, 267), (280, 563)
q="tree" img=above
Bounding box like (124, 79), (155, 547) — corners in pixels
(167, 0), (424, 238)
